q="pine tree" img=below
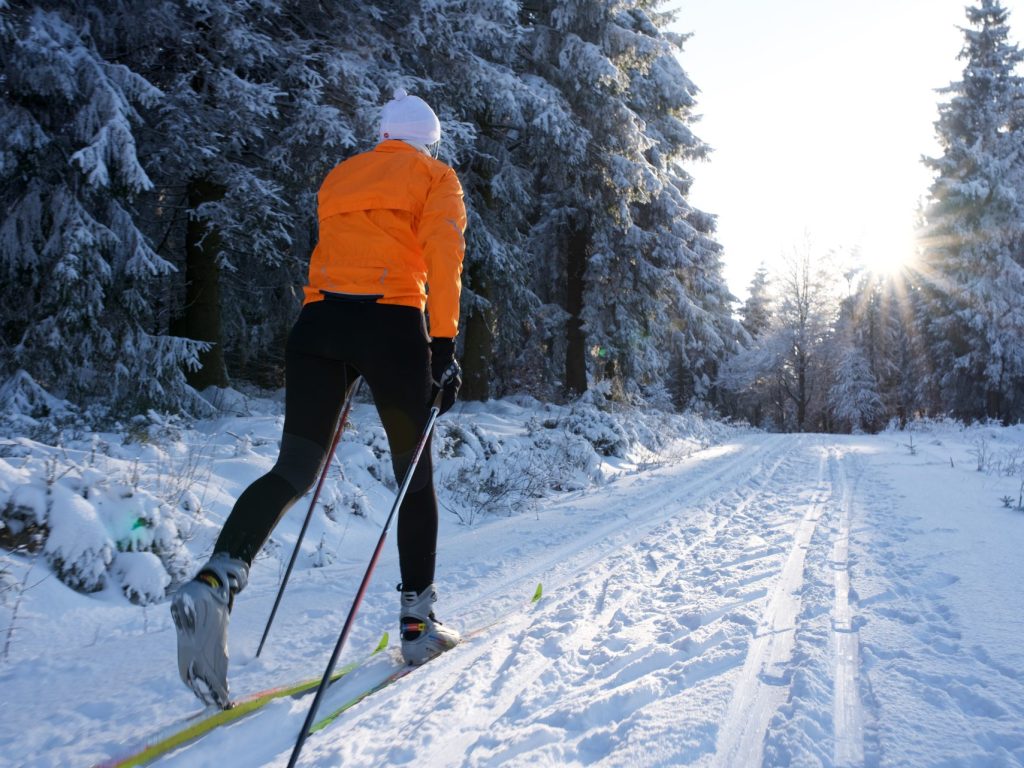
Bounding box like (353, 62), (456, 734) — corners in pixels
(829, 344), (885, 433)
(829, 273), (887, 433)
(920, 0), (1024, 422)
(1, 0), (741, 419)
(0, 4), (205, 417)
(124, 0), (381, 390)
(519, 0), (735, 404)
(837, 271), (928, 428)
(614, 2), (743, 407)
(740, 264), (773, 339)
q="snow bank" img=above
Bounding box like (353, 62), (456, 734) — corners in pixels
(0, 390), (737, 607)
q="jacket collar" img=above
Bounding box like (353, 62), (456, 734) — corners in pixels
(375, 139), (428, 154)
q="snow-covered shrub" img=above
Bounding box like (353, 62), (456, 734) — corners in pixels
(0, 372), (76, 437)
(44, 485), (113, 593)
(968, 436), (993, 473)
(436, 398), (736, 526)
(443, 448), (561, 525)
(0, 434), (199, 600)
(113, 552), (170, 605)
(436, 423), (501, 462)
(310, 534), (333, 568)
(545, 401), (630, 458)
(321, 479), (372, 519)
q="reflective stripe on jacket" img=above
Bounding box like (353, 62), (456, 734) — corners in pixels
(302, 140), (467, 338)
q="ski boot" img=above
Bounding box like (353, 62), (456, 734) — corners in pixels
(399, 584), (460, 665)
(170, 552), (249, 708)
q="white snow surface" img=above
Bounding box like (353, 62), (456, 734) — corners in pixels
(1, 396), (1023, 768)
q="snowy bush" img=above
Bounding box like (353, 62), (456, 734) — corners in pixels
(442, 446), (564, 526)
(43, 485), (113, 593)
(309, 535), (333, 569)
(113, 552), (170, 605)
(436, 398), (731, 525)
(0, 438), (197, 602)
(1, 393), (738, 604)
(0, 372), (76, 436)
(320, 479), (372, 519)
(543, 401), (630, 458)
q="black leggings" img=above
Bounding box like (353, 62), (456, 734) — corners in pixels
(215, 299), (438, 594)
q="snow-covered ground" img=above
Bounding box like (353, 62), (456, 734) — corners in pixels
(1, 396), (1023, 767)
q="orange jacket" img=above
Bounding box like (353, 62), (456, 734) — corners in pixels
(303, 140), (467, 338)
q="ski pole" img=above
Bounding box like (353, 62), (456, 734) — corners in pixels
(286, 389), (444, 768)
(256, 375), (363, 659)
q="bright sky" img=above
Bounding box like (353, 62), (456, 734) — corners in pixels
(672, 0), (1024, 299)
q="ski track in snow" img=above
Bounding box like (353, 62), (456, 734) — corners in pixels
(4, 431), (1024, 767)
(830, 449), (865, 768)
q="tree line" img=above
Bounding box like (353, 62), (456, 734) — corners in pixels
(0, 0), (742, 425)
(719, 0), (1024, 431)
(2, 0), (1021, 433)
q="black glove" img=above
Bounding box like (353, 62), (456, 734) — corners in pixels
(429, 337), (461, 415)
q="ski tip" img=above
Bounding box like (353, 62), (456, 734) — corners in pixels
(374, 632), (390, 654)
(532, 583), (543, 603)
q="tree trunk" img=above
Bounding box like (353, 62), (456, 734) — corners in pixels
(796, 362), (807, 431)
(460, 267), (493, 401)
(987, 387), (1004, 425)
(564, 224), (588, 397)
(174, 177), (228, 389)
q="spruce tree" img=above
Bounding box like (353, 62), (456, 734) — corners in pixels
(127, 0), (384, 390)
(519, 0), (735, 404)
(920, 0), (1024, 422)
(740, 264), (773, 340)
(614, 2), (743, 407)
(0, 3), (205, 417)
(829, 344), (885, 433)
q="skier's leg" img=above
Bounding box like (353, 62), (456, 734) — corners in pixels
(355, 307), (436, 592)
(354, 304), (458, 663)
(173, 306), (351, 704)
(214, 317), (352, 563)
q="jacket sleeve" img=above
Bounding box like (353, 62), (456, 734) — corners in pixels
(420, 166), (467, 339)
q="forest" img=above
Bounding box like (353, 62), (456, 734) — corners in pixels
(2, 0), (1023, 433)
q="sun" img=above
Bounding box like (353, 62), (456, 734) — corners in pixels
(855, 215), (921, 278)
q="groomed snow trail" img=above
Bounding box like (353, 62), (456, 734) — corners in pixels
(285, 433), (1023, 768)
(159, 432), (877, 767)
(7, 430), (1024, 768)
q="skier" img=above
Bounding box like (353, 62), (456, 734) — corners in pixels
(170, 89), (467, 708)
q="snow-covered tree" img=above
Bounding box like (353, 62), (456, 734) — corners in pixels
(772, 245), (839, 431)
(835, 270), (928, 428)
(829, 345), (885, 434)
(0, 4), (205, 417)
(518, 1), (736, 405)
(616, 2), (743, 407)
(718, 243), (839, 431)
(740, 264), (773, 339)
(126, 0), (388, 390)
(1, 0), (737, 420)
(919, 0), (1024, 423)
(387, 1), (544, 401)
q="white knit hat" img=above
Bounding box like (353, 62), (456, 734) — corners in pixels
(379, 88), (441, 146)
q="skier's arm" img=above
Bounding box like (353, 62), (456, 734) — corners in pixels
(420, 167), (466, 339)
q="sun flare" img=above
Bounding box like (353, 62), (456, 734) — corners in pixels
(856, 216), (921, 278)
